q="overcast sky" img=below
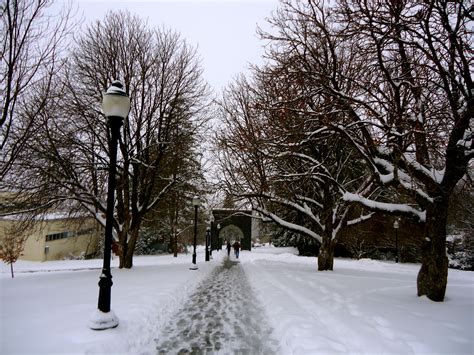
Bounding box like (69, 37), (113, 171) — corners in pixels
(69, 0), (279, 92)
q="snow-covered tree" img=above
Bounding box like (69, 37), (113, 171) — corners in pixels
(258, 0), (472, 301)
(216, 70), (373, 270)
(6, 11), (209, 268)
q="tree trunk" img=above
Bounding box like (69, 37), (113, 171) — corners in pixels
(10, 263), (14, 278)
(123, 249), (134, 269)
(173, 233), (178, 257)
(121, 227), (140, 269)
(417, 198), (449, 301)
(318, 236), (335, 271)
(119, 240), (133, 269)
(117, 236), (125, 269)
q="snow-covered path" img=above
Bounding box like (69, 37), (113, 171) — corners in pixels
(1, 248), (472, 354)
(155, 257), (280, 354)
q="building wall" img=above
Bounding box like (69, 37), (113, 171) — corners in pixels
(22, 225), (47, 261)
(0, 217), (100, 262)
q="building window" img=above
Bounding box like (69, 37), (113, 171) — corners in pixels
(45, 231), (76, 242)
(77, 228), (94, 236)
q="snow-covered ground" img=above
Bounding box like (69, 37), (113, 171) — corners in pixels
(1, 246), (473, 354)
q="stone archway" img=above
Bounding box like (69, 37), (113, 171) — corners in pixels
(219, 224), (244, 243)
(211, 209), (252, 251)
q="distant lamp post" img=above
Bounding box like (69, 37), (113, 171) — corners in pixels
(209, 214), (215, 258)
(89, 80), (130, 330)
(205, 227), (210, 262)
(393, 218), (400, 263)
(217, 223), (221, 250)
(190, 196), (201, 270)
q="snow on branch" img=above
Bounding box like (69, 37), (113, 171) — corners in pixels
(255, 207), (322, 243)
(243, 192), (322, 229)
(342, 192), (426, 222)
(401, 153), (445, 185)
(296, 195), (323, 209)
(129, 157), (156, 169)
(331, 124), (377, 172)
(374, 158), (434, 203)
(346, 212), (374, 226)
(143, 179), (176, 213)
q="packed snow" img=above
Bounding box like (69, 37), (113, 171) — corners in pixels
(1, 246), (473, 354)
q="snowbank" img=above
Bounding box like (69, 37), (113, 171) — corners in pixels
(1, 247), (473, 354)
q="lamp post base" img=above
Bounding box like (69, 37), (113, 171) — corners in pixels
(88, 309), (119, 330)
(189, 263), (198, 270)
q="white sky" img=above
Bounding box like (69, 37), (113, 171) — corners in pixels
(68, 0), (280, 92)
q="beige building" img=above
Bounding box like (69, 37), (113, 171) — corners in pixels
(0, 213), (100, 262)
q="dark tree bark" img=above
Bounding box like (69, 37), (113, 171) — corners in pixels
(417, 198), (449, 301)
(318, 236), (336, 271)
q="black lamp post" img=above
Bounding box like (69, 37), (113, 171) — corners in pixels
(89, 80), (130, 330)
(217, 223), (221, 250)
(393, 218), (400, 263)
(209, 214), (215, 258)
(190, 196), (201, 270)
(205, 227), (210, 262)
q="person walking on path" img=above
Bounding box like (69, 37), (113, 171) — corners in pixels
(233, 240), (240, 259)
(226, 240), (231, 257)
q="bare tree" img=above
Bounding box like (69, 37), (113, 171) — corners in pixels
(258, 0), (472, 301)
(0, 224), (28, 278)
(0, 0), (74, 180)
(7, 11), (209, 268)
(216, 69), (374, 271)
